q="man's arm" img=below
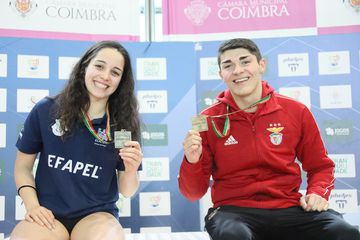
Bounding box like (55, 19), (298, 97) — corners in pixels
(297, 107), (335, 211)
(178, 130), (212, 201)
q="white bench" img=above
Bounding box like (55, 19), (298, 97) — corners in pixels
(126, 232), (210, 240)
(4, 231), (211, 240)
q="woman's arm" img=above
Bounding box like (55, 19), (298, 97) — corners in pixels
(14, 150), (55, 230)
(14, 151), (39, 211)
(117, 141), (143, 198)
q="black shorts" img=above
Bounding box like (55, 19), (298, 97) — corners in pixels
(56, 211), (117, 234)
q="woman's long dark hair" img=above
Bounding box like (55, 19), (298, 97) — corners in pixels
(54, 41), (141, 142)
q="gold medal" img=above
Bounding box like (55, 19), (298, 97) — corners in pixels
(191, 115), (208, 132)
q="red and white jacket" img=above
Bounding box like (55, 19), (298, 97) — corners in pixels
(179, 81), (335, 209)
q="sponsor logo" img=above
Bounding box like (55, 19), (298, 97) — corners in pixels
(0, 196), (4, 221)
(17, 55), (49, 79)
(58, 57), (79, 80)
(319, 85), (352, 109)
(224, 135), (238, 146)
(141, 124), (168, 146)
(28, 58), (39, 71)
(318, 51), (350, 75)
(137, 58), (167, 80)
(184, 0), (211, 26)
(137, 91), (168, 113)
(0, 89), (7, 112)
(200, 57), (220, 80)
(278, 53), (309, 77)
(47, 154), (101, 179)
(17, 89), (49, 113)
(279, 86), (311, 109)
(329, 54), (341, 67)
(329, 189), (358, 213)
(200, 91), (219, 111)
(329, 154), (356, 178)
(322, 120), (353, 143)
(266, 123), (284, 145)
(139, 192), (171, 216)
(0, 54), (7, 77)
(0, 124), (6, 148)
(149, 195), (161, 207)
(139, 157), (170, 181)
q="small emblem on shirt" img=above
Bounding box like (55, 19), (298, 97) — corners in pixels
(224, 135), (238, 146)
(93, 128), (110, 147)
(267, 123), (284, 145)
(97, 128), (109, 142)
(51, 119), (65, 137)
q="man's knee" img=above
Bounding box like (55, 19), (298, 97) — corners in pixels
(206, 220), (252, 240)
(326, 221), (360, 240)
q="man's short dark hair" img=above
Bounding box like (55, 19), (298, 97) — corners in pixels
(217, 38), (262, 66)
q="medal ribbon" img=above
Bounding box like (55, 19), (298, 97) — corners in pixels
(210, 105), (230, 138)
(210, 94), (271, 138)
(82, 105), (112, 144)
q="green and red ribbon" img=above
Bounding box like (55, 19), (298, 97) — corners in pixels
(209, 94), (271, 138)
(82, 105), (112, 144)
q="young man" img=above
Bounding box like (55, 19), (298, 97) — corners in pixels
(179, 38), (360, 240)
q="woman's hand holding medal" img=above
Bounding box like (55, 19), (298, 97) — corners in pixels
(119, 140), (143, 173)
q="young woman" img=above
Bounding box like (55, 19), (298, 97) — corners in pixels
(11, 41), (143, 240)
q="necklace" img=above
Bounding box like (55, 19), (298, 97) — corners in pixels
(82, 105), (112, 144)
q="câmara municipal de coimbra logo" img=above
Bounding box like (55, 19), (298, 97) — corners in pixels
(8, 0), (38, 17)
(184, 0), (211, 26)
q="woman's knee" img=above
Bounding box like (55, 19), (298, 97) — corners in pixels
(10, 220), (69, 240)
(71, 212), (125, 240)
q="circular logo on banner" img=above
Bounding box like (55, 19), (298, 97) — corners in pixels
(184, 0), (211, 26)
(343, 0), (360, 13)
(9, 0), (38, 17)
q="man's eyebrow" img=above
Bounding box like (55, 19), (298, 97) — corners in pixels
(220, 59), (232, 65)
(220, 55), (251, 65)
(239, 55), (250, 61)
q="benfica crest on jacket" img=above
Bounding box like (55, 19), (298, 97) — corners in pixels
(266, 123), (284, 145)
